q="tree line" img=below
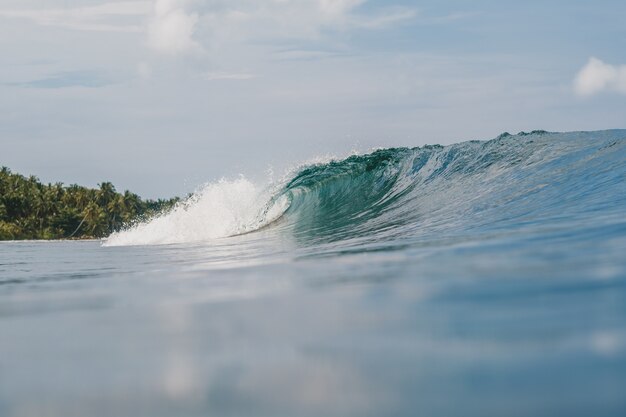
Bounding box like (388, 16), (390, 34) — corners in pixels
(0, 167), (179, 240)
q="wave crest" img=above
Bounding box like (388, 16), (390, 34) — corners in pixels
(104, 130), (626, 247)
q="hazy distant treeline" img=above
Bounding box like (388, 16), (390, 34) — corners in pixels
(0, 167), (179, 240)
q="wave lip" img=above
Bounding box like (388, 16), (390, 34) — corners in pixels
(104, 129), (626, 248)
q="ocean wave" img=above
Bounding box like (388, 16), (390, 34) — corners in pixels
(104, 130), (626, 247)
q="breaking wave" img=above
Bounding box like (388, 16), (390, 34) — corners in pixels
(104, 130), (626, 247)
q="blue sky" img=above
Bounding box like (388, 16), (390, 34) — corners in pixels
(1, 0), (625, 198)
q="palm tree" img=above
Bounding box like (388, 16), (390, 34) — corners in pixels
(0, 166), (179, 240)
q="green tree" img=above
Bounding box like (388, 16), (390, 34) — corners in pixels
(0, 166), (179, 240)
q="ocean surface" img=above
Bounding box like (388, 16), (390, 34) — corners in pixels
(1, 130), (626, 417)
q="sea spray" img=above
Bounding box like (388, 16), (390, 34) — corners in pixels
(104, 177), (289, 246)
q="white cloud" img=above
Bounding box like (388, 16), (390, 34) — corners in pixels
(170, 0), (413, 50)
(205, 71), (256, 81)
(318, 0), (365, 17)
(137, 62), (153, 79)
(274, 49), (345, 61)
(147, 0), (200, 54)
(574, 57), (626, 96)
(0, 1), (416, 58)
(0, 1), (151, 32)
(347, 7), (417, 29)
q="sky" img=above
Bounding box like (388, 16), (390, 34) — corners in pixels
(1, 0), (625, 198)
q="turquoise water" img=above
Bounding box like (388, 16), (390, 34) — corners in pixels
(1, 130), (626, 416)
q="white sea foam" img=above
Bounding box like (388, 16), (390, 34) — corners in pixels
(103, 177), (288, 247)
(103, 152), (355, 247)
